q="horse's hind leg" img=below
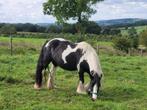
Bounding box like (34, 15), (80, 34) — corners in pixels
(76, 70), (86, 94)
(47, 63), (56, 89)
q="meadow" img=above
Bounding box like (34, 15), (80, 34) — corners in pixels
(120, 25), (147, 35)
(0, 36), (147, 110)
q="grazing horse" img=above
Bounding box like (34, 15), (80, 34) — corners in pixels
(34, 38), (103, 100)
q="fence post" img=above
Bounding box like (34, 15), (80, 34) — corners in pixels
(140, 49), (143, 56)
(128, 48), (131, 56)
(10, 34), (13, 56)
(97, 43), (99, 55)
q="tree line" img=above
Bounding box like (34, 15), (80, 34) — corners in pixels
(0, 22), (121, 35)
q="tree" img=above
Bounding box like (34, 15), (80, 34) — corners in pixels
(128, 27), (139, 49)
(79, 21), (101, 34)
(43, 0), (104, 32)
(62, 23), (77, 34)
(113, 36), (131, 53)
(0, 24), (16, 35)
(101, 27), (111, 35)
(46, 25), (61, 33)
(139, 29), (147, 47)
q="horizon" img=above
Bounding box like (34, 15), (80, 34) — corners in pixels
(0, 17), (147, 24)
(0, 0), (147, 23)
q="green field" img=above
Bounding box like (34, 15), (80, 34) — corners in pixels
(0, 37), (147, 110)
(120, 25), (147, 35)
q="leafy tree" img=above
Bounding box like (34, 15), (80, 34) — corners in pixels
(62, 23), (77, 34)
(101, 27), (111, 35)
(128, 27), (139, 49)
(46, 25), (61, 33)
(0, 24), (16, 35)
(0, 23), (5, 28)
(43, 0), (104, 32)
(79, 21), (101, 34)
(109, 29), (121, 35)
(139, 29), (147, 47)
(113, 36), (131, 53)
(22, 23), (37, 32)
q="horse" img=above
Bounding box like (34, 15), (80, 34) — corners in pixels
(34, 38), (103, 100)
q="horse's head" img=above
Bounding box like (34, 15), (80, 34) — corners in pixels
(87, 72), (102, 101)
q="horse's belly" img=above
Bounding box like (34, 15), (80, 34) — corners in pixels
(59, 62), (77, 71)
(52, 57), (77, 71)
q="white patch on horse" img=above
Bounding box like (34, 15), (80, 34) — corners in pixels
(45, 38), (66, 47)
(62, 45), (78, 63)
(92, 84), (98, 100)
(76, 42), (103, 76)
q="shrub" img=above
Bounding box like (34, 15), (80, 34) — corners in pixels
(113, 36), (131, 53)
(128, 27), (139, 49)
(0, 24), (16, 35)
(139, 29), (147, 47)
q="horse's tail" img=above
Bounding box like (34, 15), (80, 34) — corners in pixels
(34, 40), (50, 88)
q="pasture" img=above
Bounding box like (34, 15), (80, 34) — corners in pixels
(0, 36), (147, 110)
(120, 25), (147, 35)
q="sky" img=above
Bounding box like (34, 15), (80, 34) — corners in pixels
(0, 0), (147, 23)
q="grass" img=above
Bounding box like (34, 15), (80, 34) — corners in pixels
(0, 36), (147, 110)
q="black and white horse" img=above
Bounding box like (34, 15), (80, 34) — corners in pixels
(34, 38), (103, 100)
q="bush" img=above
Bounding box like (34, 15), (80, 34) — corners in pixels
(0, 24), (16, 35)
(139, 29), (147, 47)
(128, 27), (139, 49)
(113, 36), (131, 53)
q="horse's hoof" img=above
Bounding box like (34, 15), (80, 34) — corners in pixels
(47, 86), (54, 90)
(76, 88), (87, 94)
(76, 91), (87, 95)
(34, 83), (41, 90)
(47, 83), (54, 90)
(76, 82), (87, 94)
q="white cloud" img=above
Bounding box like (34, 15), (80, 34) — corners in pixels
(90, 0), (147, 20)
(0, 0), (55, 23)
(0, 0), (147, 23)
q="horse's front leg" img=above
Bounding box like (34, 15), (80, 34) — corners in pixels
(84, 82), (90, 91)
(47, 63), (56, 89)
(76, 70), (86, 94)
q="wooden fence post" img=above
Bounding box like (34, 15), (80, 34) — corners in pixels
(138, 45), (146, 56)
(128, 48), (131, 56)
(10, 34), (13, 56)
(97, 43), (99, 55)
(140, 49), (143, 56)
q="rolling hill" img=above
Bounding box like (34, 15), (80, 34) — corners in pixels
(37, 18), (147, 28)
(96, 18), (147, 27)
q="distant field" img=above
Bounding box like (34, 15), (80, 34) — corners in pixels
(120, 25), (147, 35)
(0, 36), (147, 110)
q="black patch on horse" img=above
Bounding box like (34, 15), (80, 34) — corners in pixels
(80, 60), (90, 73)
(61, 48), (83, 70)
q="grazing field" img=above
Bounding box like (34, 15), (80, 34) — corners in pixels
(120, 25), (147, 35)
(0, 36), (147, 110)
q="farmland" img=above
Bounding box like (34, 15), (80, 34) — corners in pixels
(120, 25), (147, 35)
(0, 36), (147, 110)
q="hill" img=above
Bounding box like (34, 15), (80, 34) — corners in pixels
(36, 18), (147, 28)
(96, 18), (147, 27)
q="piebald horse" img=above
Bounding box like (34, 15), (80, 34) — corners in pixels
(34, 38), (103, 100)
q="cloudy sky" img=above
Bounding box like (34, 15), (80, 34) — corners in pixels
(0, 0), (147, 23)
